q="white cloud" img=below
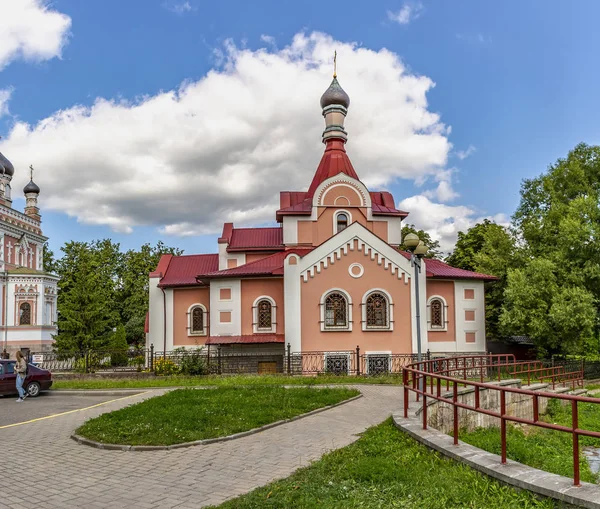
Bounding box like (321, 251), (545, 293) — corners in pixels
(166, 1), (194, 15)
(455, 144), (476, 160)
(0, 88), (13, 118)
(399, 194), (510, 253)
(0, 31), (452, 237)
(260, 34), (277, 46)
(387, 2), (424, 25)
(0, 0), (71, 71)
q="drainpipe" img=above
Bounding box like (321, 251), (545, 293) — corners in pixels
(161, 287), (167, 354)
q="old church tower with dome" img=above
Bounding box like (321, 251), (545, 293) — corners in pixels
(147, 71), (496, 369)
(0, 150), (58, 357)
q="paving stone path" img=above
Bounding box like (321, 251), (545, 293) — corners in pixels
(3, 385), (404, 509)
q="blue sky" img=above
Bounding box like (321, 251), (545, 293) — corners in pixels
(1, 0), (599, 257)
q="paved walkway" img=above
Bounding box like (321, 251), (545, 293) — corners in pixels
(3, 385), (404, 509)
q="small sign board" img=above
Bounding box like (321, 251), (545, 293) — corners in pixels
(31, 354), (44, 363)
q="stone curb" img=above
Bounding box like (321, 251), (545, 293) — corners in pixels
(392, 412), (600, 509)
(49, 390), (145, 397)
(71, 393), (363, 452)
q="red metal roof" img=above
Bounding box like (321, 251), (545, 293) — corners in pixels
(158, 254), (219, 287)
(399, 251), (498, 280)
(205, 248), (313, 278)
(149, 254), (173, 278)
(227, 227), (284, 252)
(306, 139), (360, 198)
(206, 334), (285, 345)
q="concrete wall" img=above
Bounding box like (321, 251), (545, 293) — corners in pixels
(419, 380), (555, 434)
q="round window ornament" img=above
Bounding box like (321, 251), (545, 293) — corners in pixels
(348, 263), (364, 278)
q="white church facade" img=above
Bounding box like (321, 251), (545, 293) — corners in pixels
(0, 151), (58, 357)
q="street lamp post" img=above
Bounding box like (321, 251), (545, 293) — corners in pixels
(404, 233), (428, 393)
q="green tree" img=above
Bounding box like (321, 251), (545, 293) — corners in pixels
(501, 143), (600, 355)
(446, 220), (523, 339)
(400, 224), (442, 259)
(42, 242), (57, 273)
(500, 259), (596, 356)
(53, 242), (119, 352)
(119, 241), (183, 345)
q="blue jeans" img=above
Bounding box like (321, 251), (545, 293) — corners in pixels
(16, 374), (25, 399)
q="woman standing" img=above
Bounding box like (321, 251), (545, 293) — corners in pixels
(15, 350), (28, 402)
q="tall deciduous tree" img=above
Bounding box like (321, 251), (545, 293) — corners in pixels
(446, 220), (523, 339)
(501, 143), (600, 355)
(119, 241), (183, 345)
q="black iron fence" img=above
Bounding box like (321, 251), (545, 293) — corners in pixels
(29, 349), (150, 373)
(31, 344), (599, 380)
(28, 344), (425, 376)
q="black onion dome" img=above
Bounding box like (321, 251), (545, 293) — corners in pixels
(320, 77), (350, 109)
(23, 179), (40, 194)
(0, 151), (14, 177)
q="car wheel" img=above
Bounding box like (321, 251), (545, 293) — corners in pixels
(26, 382), (41, 397)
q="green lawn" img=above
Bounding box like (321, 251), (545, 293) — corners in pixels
(460, 398), (600, 484)
(76, 386), (359, 446)
(54, 373), (404, 390)
(209, 419), (552, 509)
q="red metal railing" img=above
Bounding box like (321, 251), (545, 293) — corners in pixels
(403, 354), (598, 486)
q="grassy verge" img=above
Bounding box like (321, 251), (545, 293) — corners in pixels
(460, 398), (600, 484)
(209, 419), (552, 509)
(54, 373), (404, 390)
(76, 386), (359, 446)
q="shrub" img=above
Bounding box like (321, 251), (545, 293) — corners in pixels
(179, 348), (208, 376)
(155, 357), (179, 376)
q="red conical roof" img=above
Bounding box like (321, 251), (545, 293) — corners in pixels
(306, 139), (360, 198)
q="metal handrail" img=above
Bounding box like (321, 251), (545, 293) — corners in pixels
(403, 354), (595, 486)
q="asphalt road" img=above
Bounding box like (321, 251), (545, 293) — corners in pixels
(0, 391), (132, 427)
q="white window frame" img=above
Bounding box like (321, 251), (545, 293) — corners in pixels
(252, 295), (277, 333)
(333, 209), (352, 235)
(427, 295), (448, 332)
(365, 351), (392, 375)
(320, 288), (352, 332)
(188, 303), (208, 336)
(324, 352), (351, 375)
(361, 289), (393, 331)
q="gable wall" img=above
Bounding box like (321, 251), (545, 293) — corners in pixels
(300, 245), (412, 353)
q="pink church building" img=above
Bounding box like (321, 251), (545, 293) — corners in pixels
(147, 74), (495, 366)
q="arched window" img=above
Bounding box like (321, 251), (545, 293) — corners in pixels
(19, 302), (31, 326)
(429, 298), (445, 329)
(253, 296), (276, 333)
(188, 304), (207, 336)
(336, 212), (349, 233)
(257, 299), (272, 330)
(325, 292), (348, 328)
(366, 292), (389, 329)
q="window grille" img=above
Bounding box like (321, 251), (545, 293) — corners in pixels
(325, 354), (349, 375)
(257, 300), (272, 330)
(325, 292), (348, 328)
(430, 299), (444, 328)
(189, 306), (205, 334)
(336, 213), (349, 233)
(367, 355), (390, 375)
(19, 302), (31, 325)
(366, 292), (388, 328)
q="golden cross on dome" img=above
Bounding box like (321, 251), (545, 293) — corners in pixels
(333, 50), (337, 78)
(29, 164), (34, 180)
